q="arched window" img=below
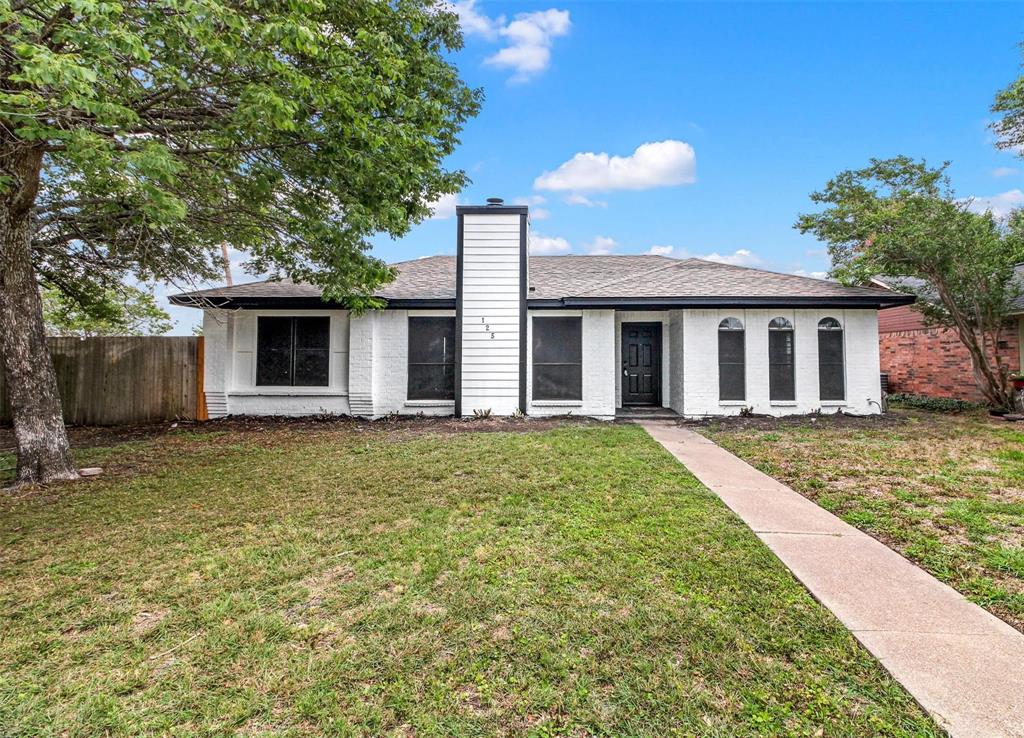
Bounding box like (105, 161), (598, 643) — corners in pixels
(768, 317), (795, 401)
(818, 317), (845, 401)
(718, 318), (745, 401)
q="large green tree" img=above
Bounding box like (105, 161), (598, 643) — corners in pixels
(796, 157), (1024, 409)
(0, 0), (480, 483)
(41, 284), (173, 336)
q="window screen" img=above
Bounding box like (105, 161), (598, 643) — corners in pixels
(768, 317), (795, 402)
(533, 317), (582, 401)
(407, 317), (455, 400)
(818, 317), (845, 401)
(256, 316), (330, 387)
(718, 318), (745, 401)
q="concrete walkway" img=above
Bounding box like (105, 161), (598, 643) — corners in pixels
(640, 421), (1024, 738)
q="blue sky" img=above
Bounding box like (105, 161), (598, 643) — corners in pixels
(165, 1), (1024, 333)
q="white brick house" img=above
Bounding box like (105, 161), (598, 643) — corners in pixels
(171, 201), (912, 420)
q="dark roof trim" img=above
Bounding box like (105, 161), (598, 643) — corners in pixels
(167, 295), (456, 309)
(454, 213), (465, 417)
(518, 212), (528, 415)
(532, 294), (916, 309)
(455, 205), (529, 215)
(170, 294), (914, 311)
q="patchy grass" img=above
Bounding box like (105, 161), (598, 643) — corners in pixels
(701, 409), (1024, 632)
(0, 422), (937, 736)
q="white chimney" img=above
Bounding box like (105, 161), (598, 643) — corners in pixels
(455, 198), (528, 416)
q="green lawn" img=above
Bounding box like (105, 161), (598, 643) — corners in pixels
(701, 409), (1024, 633)
(0, 422), (937, 736)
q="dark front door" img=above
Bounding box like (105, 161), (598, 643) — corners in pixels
(621, 323), (661, 405)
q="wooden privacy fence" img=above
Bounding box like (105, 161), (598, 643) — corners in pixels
(0, 336), (206, 426)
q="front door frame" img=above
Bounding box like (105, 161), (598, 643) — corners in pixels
(620, 322), (663, 406)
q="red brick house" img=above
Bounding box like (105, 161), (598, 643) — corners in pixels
(874, 267), (1024, 402)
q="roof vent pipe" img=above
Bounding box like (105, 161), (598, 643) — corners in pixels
(486, 197), (504, 206)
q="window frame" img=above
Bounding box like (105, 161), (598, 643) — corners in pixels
(255, 315), (331, 388)
(768, 317), (796, 402)
(407, 316), (456, 401)
(817, 317), (846, 402)
(718, 317), (746, 402)
(532, 316), (583, 402)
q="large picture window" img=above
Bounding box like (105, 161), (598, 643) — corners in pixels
(408, 317), (455, 400)
(818, 317), (845, 401)
(718, 317), (745, 401)
(768, 317), (795, 402)
(533, 316), (582, 401)
(256, 316), (330, 386)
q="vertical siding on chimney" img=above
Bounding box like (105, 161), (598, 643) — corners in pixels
(458, 212), (523, 415)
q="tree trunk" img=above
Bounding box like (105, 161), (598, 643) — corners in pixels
(0, 146), (77, 485)
(931, 277), (1013, 409)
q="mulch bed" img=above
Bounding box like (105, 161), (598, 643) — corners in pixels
(680, 410), (911, 432)
(0, 413), (602, 455)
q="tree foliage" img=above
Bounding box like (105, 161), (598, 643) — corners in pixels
(2, 0), (481, 304)
(0, 0), (480, 483)
(41, 284), (172, 336)
(796, 157), (1024, 409)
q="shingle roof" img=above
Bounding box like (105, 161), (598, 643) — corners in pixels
(1012, 264), (1024, 313)
(170, 254), (909, 308)
(873, 264), (1024, 314)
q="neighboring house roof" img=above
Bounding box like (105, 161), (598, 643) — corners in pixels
(872, 263), (1024, 314)
(170, 255), (912, 309)
(1012, 263), (1024, 313)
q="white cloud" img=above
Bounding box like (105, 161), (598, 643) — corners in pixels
(452, 0), (502, 40)
(530, 233), (571, 255)
(485, 9), (571, 82)
(793, 268), (830, 280)
(453, 2), (570, 82)
(513, 195), (550, 219)
(696, 248), (761, 267)
(564, 193), (607, 208)
(582, 236), (617, 255)
(427, 193), (460, 220)
(535, 140), (697, 193)
(513, 194), (546, 205)
(965, 189), (1024, 219)
(992, 166), (1019, 178)
(641, 245), (761, 266)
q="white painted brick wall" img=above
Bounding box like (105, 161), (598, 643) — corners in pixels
(668, 310), (685, 414)
(681, 308), (881, 417)
(371, 309), (457, 417)
(228, 394), (351, 416)
(202, 305), (883, 421)
(348, 312), (374, 416)
(202, 309), (231, 417)
(202, 308), (351, 418)
(526, 309), (616, 420)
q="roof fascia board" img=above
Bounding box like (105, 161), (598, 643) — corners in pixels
(455, 205), (529, 216)
(167, 296), (457, 309)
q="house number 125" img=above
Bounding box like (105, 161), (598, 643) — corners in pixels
(480, 317), (494, 339)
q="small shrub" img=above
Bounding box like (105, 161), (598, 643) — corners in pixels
(886, 393), (982, 413)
